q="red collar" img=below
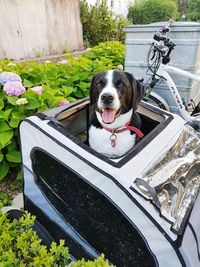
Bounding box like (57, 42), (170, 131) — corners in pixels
(101, 121), (144, 147)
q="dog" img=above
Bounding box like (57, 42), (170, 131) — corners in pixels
(89, 70), (144, 158)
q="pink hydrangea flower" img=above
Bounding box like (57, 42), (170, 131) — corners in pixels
(59, 100), (70, 106)
(31, 86), (43, 95)
(3, 81), (26, 96)
(0, 72), (21, 85)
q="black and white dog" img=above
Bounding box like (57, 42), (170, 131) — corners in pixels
(89, 70), (144, 158)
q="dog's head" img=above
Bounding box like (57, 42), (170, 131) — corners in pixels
(90, 70), (144, 124)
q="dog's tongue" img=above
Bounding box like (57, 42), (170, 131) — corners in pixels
(102, 108), (116, 124)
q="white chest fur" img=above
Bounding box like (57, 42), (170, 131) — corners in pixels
(89, 126), (136, 158)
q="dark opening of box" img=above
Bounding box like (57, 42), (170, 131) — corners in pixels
(55, 101), (164, 147)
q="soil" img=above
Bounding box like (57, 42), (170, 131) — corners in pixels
(0, 174), (22, 200)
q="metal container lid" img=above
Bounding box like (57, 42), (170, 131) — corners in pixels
(124, 21), (200, 33)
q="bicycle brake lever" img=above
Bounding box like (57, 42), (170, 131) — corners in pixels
(159, 19), (174, 35)
(166, 19), (174, 28)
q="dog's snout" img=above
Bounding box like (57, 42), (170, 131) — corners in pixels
(101, 93), (114, 104)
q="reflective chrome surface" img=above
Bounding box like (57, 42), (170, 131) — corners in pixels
(135, 125), (200, 233)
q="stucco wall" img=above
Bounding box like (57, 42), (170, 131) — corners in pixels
(0, 0), (83, 60)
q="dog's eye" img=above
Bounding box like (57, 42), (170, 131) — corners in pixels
(118, 82), (126, 90)
(95, 82), (102, 90)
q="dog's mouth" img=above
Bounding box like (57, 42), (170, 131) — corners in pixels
(101, 108), (118, 124)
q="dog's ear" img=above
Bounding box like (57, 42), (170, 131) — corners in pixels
(124, 72), (144, 110)
(89, 72), (103, 105)
(133, 79), (145, 110)
(89, 74), (98, 105)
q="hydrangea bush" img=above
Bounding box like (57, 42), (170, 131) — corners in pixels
(0, 211), (113, 266)
(0, 41), (125, 180)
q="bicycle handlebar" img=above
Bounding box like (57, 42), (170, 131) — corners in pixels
(153, 34), (167, 42)
(152, 20), (176, 56)
(153, 34), (176, 48)
(146, 20), (176, 75)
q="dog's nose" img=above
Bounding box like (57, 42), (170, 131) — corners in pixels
(101, 93), (114, 104)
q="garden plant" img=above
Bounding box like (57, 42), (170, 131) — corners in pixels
(128, 0), (178, 24)
(80, 0), (129, 46)
(186, 0), (200, 21)
(0, 211), (113, 266)
(0, 41), (124, 266)
(0, 41), (125, 182)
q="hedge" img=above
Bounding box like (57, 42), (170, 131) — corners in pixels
(127, 0), (178, 24)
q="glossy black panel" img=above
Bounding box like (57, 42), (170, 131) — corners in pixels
(31, 149), (156, 267)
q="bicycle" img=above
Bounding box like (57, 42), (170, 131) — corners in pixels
(143, 20), (200, 129)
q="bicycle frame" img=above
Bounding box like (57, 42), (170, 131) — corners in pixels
(155, 63), (200, 122)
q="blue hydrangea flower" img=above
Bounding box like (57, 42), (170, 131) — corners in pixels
(0, 72), (22, 85)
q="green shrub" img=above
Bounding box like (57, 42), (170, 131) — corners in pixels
(71, 257), (112, 267)
(85, 41), (125, 66)
(0, 211), (69, 266)
(0, 192), (11, 208)
(80, 0), (129, 46)
(0, 211), (113, 266)
(187, 0), (200, 21)
(0, 41), (125, 181)
(127, 0), (178, 24)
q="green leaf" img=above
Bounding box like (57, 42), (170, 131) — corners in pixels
(0, 130), (13, 147)
(48, 96), (65, 108)
(40, 91), (52, 100)
(7, 141), (17, 152)
(23, 88), (39, 99)
(12, 111), (27, 120)
(0, 111), (4, 119)
(67, 96), (76, 102)
(0, 159), (9, 180)
(7, 96), (18, 106)
(6, 150), (21, 163)
(0, 192), (11, 206)
(0, 121), (11, 132)
(9, 118), (20, 128)
(16, 169), (22, 181)
(78, 82), (90, 91)
(23, 79), (34, 88)
(8, 162), (18, 167)
(62, 86), (74, 97)
(25, 98), (41, 110)
(3, 108), (12, 121)
(0, 98), (4, 110)
(73, 89), (83, 98)
(0, 153), (3, 162)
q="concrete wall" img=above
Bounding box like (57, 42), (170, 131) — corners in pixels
(0, 0), (83, 60)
